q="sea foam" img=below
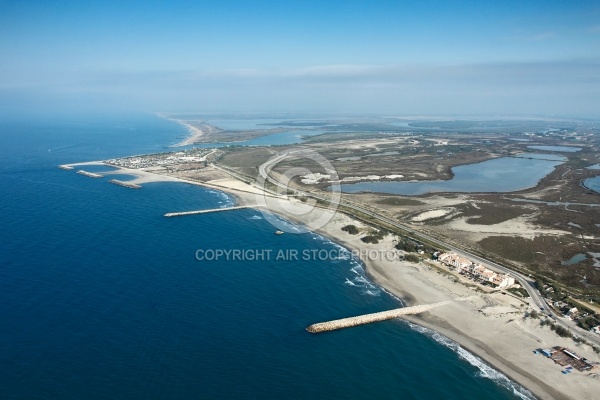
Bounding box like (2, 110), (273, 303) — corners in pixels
(406, 322), (536, 400)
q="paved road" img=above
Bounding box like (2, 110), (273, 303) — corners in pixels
(249, 150), (600, 347)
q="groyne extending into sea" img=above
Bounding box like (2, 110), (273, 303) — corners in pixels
(307, 300), (452, 333)
(108, 179), (141, 189)
(164, 205), (261, 217)
(77, 170), (104, 178)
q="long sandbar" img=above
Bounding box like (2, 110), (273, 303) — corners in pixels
(171, 120), (205, 146)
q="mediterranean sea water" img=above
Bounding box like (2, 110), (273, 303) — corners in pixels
(0, 113), (533, 399)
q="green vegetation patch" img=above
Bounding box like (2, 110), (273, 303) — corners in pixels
(579, 316), (600, 331)
(483, 237), (600, 292)
(507, 286), (530, 298)
(458, 202), (530, 225)
(478, 236), (556, 264)
(395, 238), (418, 252)
(341, 224), (359, 235)
(405, 254), (420, 263)
(361, 229), (386, 244)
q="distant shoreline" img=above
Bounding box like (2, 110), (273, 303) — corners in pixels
(169, 119), (205, 147)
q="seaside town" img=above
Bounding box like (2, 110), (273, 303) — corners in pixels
(434, 251), (600, 373)
(435, 252), (516, 288)
(433, 251), (600, 332)
(430, 250), (600, 375)
(104, 148), (216, 170)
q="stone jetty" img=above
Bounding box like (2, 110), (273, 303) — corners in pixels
(164, 205), (261, 217)
(77, 170), (103, 178)
(306, 300), (452, 333)
(108, 179), (141, 189)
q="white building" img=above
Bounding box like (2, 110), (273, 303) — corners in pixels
(438, 253), (472, 271)
(492, 274), (515, 288)
(567, 307), (579, 319)
(438, 252), (515, 288)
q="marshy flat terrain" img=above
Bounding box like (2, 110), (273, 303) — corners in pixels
(211, 118), (600, 295)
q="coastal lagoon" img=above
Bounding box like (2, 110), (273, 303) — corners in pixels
(206, 118), (287, 130)
(232, 129), (325, 146)
(527, 145), (581, 152)
(174, 130), (322, 149)
(514, 153), (566, 161)
(562, 253), (588, 266)
(205, 118), (329, 130)
(342, 156), (563, 196)
(0, 114), (531, 399)
(200, 118), (326, 146)
(584, 176), (600, 194)
(176, 126), (325, 148)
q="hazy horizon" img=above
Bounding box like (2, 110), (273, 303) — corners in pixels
(1, 1), (599, 119)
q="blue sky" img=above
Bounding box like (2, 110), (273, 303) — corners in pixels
(1, 0), (599, 117)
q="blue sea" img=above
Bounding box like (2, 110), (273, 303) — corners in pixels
(0, 113), (533, 399)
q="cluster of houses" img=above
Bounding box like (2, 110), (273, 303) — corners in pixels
(553, 301), (583, 321)
(106, 149), (213, 170)
(435, 252), (516, 288)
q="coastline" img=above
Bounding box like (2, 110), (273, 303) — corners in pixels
(168, 118), (205, 146)
(211, 182), (600, 400)
(290, 211), (597, 400)
(60, 163), (600, 400)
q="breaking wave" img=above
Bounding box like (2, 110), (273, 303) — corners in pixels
(407, 322), (536, 400)
(362, 289), (380, 297)
(209, 190), (235, 207)
(297, 231), (402, 301)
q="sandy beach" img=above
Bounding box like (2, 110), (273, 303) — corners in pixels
(203, 177), (600, 400)
(61, 164), (600, 399)
(303, 210), (599, 400)
(172, 120), (205, 146)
